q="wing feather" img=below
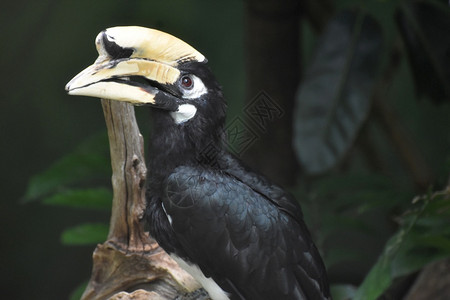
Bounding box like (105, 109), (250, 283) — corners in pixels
(163, 166), (330, 299)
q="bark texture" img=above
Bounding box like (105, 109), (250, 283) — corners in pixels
(80, 99), (200, 300)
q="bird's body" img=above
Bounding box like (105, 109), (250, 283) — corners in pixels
(66, 26), (331, 300)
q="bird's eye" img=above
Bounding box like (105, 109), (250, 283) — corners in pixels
(180, 75), (194, 90)
(178, 74), (207, 99)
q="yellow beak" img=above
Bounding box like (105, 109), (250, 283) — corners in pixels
(65, 26), (205, 105)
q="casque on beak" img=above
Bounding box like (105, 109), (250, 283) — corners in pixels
(65, 26), (205, 109)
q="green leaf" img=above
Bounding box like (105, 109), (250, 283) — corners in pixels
(61, 223), (109, 246)
(42, 188), (112, 210)
(313, 173), (410, 214)
(392, 241), (449, 277)
(395, 0), (450, 103)
(294, 10), (383, 175)
(23, 132), (110, 202)
(331, 284), (357, 300)
(354, 188), (450, 300)
(353, 225), (413, 300)
(296, 172), (413, 270)
(69, 281), (87, 300)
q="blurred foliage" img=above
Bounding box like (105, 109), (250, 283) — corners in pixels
(2, 2), (244, 299)
(295, 10), (383, 175)
(61, 223), (109, 246)
(354, 188), (450, 300)
(42, 188), (112, 211)
(23, 132), (112, 246)
(295, 0), (450, 299)
(19, 0), (450, 299)
(69, 282), (88, 300)
(23, 132), (111, 202)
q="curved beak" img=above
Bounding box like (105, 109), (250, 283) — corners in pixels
(65, 26), (205, 108)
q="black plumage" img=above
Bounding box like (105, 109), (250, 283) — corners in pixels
(66, 26), (331, 300)
(144, 62), (331, 299)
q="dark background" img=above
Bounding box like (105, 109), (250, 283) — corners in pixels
(1, 1), (449, 299)
(0, 1), (245, 299)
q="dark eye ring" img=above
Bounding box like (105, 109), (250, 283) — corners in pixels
(180, 75), (194, 90)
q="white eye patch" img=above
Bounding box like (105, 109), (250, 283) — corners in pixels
(170, 104), (197, 124)
(181, 75), (208, 99)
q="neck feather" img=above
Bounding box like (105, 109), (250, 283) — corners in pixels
(146, 109), (225, 180)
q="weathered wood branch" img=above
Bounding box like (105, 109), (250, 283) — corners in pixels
(371, 44), (434, 190)
(80, 99), (201, 300)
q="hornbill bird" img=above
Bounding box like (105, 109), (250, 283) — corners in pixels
(66, 26), (331, 300)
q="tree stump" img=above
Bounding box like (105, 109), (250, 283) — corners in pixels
(80, 99), (201, 300)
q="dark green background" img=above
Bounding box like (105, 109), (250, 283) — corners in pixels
(0, 1), (244, 299)
(1, 1), (449, 299)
